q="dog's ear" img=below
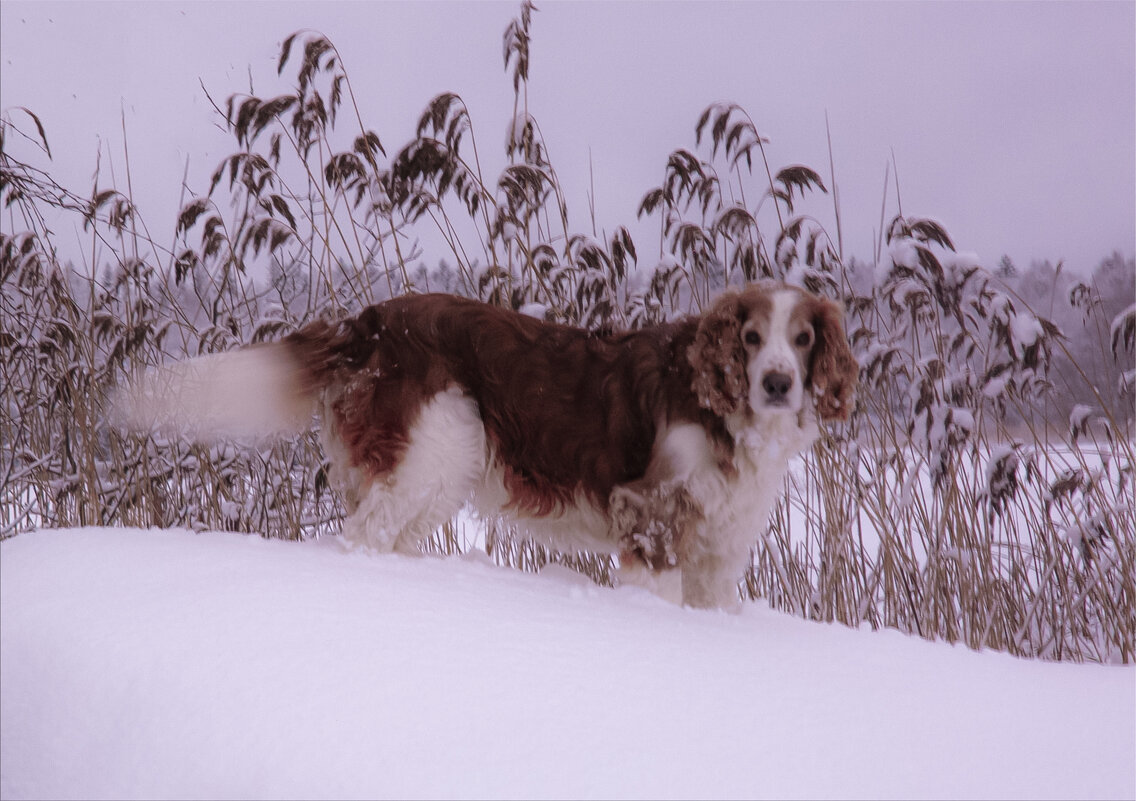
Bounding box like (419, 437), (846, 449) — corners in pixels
(808, 297), (858, 421)
(688, 291), (749, 417)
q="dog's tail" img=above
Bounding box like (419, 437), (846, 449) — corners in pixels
(114, 312), (380, 439)
(111, 341), (321, 440)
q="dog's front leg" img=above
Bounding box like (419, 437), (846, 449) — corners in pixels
(680, 555), (744, 611)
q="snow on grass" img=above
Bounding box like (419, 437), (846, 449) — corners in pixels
(2, 527), (1133, 800)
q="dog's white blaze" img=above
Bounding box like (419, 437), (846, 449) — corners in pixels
(748, 289), (805, 414)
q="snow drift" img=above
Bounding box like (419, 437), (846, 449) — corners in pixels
(2, 527), (1133, 800)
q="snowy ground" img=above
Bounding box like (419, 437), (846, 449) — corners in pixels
(2, 527), (1133, 800)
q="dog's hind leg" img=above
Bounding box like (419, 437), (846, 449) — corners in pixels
(330, 387), (487, 554)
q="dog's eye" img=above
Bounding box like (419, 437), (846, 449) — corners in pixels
(744, 331), (761, 347)
(795, 331), (813, 348)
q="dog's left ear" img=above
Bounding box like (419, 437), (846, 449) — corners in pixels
(808, 297), (858, 421)
(688, 291), (749, 417)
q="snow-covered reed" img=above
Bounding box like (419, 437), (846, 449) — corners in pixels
(2, 2), (1131, 661)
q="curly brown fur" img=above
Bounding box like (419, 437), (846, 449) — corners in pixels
(688, 291), (750, 417)
(611, 481), (703, 571)
(802, 296), (859, 421)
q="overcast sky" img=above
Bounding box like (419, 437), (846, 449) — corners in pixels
(2, 1), (1133, 277)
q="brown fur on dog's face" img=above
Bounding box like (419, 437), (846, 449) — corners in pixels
(799, 292), (858, 421)
(689, 291), (751, 418)
(688, 285), (857, 421)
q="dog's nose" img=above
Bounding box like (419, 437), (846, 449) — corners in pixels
(762, 371), (793, 400)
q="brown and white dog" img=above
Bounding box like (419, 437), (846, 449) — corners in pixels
(119, 283), (857, 609)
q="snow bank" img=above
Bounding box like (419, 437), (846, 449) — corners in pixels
(2, 528), (1133, 800)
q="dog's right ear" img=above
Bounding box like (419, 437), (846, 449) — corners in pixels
(688, 291), (748, 417)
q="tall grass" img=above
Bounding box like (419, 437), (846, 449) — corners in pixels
(2, 2), (1132, 662)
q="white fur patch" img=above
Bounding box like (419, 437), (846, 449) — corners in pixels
(667, 404), (819, 609)
(112, 345), (311, 439)
(748, 288), (807, 414)
(339, 388), (487, 553)
(656, 423), (717, 481)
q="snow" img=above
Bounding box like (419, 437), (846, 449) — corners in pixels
(1009, 310), (1044, 354)
(985, 443), (1020, 484)
(629, 254), (679, 296)
(947, 250), (983, 271)
(982, 374), (1009, 398)
(1111, 303), (1136, 340)
(782, 261), (807, 289)
(2, 527), (1133, 800)
(949, 406), (975, 434)
(1070, 403), (1095, 434)
(518, 302), (548, 320)
(877, 240), (919, 286)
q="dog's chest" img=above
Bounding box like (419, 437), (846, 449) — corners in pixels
(717, 412), (817, 525)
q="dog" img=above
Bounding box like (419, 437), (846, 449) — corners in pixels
(118, 283), (857, 609)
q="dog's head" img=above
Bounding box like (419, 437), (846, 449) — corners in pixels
(688, 284), (858, 421)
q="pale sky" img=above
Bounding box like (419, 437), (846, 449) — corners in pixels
(2, 1), (1133, 276)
